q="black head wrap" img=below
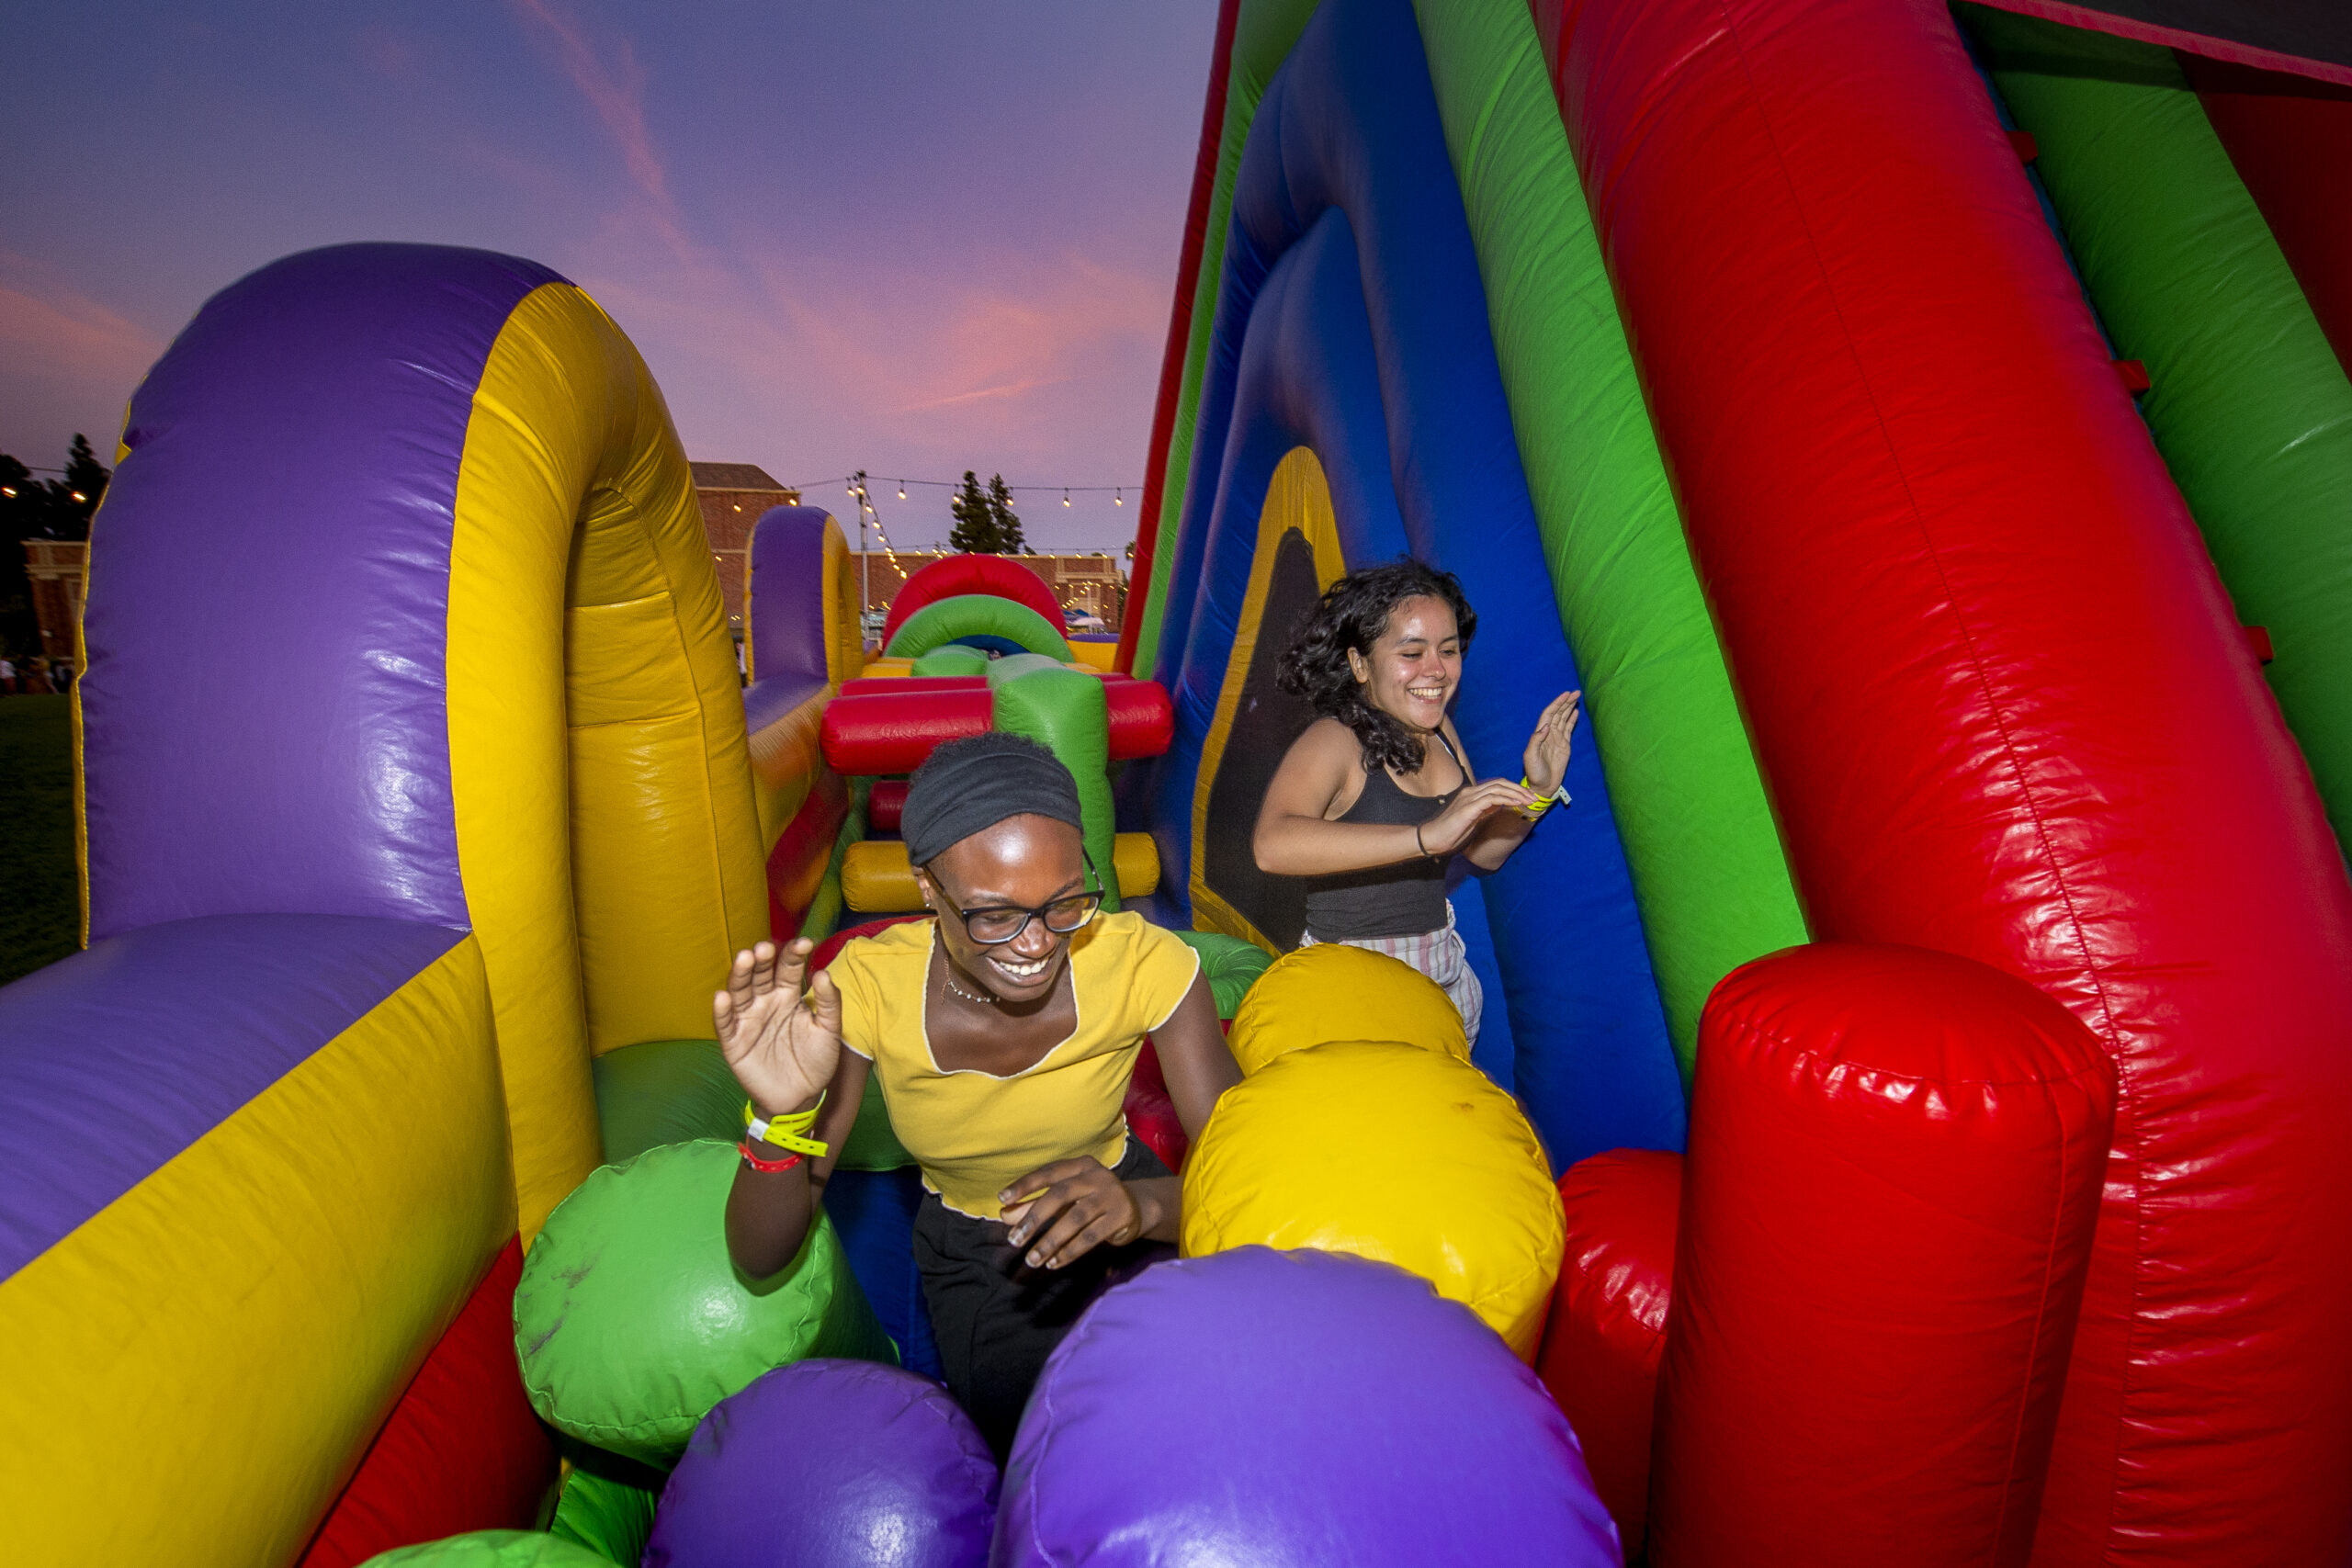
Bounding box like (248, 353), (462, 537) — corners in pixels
(901, 731), (1084, 866)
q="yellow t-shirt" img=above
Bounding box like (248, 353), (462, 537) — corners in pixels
(829, 912), (1201, 1219)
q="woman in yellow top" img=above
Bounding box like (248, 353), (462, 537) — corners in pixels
(718, 732), (1240, 1455)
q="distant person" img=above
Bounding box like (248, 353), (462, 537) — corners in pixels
(0, 656), (15, 694)
(25, 657), (49, 694)
(48, 658), (71, 694)
(1252, 559), (1579, 1044)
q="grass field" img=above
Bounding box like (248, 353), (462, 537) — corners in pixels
(0, 694), (79, 985)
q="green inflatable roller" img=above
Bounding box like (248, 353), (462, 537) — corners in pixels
(1172, 928), (1272, 1019)
(359, 1531), (616, 1567)
(884, 592), (1072, 662)
(514, 1140), (897, 1466)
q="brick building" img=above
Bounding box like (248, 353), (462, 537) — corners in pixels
(850, 550), (1129, 634)
(689, 462), (799, 635)
(23, 539), (86, 663)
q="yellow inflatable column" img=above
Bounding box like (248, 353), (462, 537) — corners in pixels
(448, 285), (766, 1238)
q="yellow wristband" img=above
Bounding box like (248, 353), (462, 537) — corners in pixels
(1518, 775), (1571, 820)
(744, 1093), (831, 1158)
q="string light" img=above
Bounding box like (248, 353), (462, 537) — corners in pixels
(897, 482), (907, 500)
(1114, 488), (1123, 506)
(1062, 489), (1071, 508)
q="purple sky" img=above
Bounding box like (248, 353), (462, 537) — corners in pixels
(0, 1), (1217, 551)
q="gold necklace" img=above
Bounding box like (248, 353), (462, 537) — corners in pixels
(941, 967), (996, 1006)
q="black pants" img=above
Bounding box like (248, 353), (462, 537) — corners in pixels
(912, 1139), (1174, 1458)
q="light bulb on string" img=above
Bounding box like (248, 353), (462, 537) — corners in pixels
(1063, 489), (1071, 508)
(1114, 488), (1123, 506)
(897, 482), (907, 500)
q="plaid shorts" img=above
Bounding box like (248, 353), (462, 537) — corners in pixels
(1300, 899), (1484, 1045)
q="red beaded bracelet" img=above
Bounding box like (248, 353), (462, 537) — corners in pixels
(738, 1139), (805, 1176)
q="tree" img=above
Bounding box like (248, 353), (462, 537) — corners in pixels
(0, 436), (108, 655)
(948, 469), (1028, 554)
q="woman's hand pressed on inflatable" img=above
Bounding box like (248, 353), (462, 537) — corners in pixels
(1521, 690), (1581, 795)
(716, 938), (842, 1117)
(1000, 1158), (1178, 1269)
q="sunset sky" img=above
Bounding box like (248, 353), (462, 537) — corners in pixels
(0, 1), (1218, 550)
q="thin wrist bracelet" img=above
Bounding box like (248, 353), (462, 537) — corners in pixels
(738, 1139), (804, 1175)
(1414, 820), (1429, 857)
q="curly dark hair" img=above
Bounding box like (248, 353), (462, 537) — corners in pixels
(1276, 558), (1477, 775)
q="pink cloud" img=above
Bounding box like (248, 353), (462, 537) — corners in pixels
(0, 256), (164, 397)
(508, 0), (694, 258)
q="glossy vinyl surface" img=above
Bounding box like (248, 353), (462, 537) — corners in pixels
(1538, 0), (2352, 1557)
(0, 913), (462, 1274)
(299, 1241), (554, 1568)
(995, 1247), (1617, 1568)
(1652, 944), (2113, 1567)
(1226, 942), (1466, 1074)
(1182, 1038), (1564, 1357)
(512, 1140), (896, 1467)
(1538, 1147), (1681, 1561)
(646, 1359), (997, 1568)
(82, 243), (559, 935)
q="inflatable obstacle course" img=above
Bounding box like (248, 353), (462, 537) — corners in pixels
(6, 0), (2352, 1557)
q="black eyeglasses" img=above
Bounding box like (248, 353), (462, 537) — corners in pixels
(932, 853), (1105, 945)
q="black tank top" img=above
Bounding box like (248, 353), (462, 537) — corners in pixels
(1301, 730), (1466, 942)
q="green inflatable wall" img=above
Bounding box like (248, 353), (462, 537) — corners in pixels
(1965, 6), (2352, 854)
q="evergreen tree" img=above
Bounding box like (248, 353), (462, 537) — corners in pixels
(948, 469), (1030, 554)
(47, 434), (107, 542)
(986, 473), (1027, 555)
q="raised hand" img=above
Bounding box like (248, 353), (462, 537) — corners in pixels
(1420, 777), (1543, 856)
(1522, 690), (1582, 795)
(714, 939), (842, 1118)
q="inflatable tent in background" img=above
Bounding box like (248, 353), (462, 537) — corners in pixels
(1120, 0), (2352, 1561)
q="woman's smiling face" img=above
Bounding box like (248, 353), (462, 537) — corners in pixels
(1348, 594), (1463, 737)
(917, 812), (1090, 1003)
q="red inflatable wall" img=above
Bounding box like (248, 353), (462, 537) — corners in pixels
(298, 1240), (553, 1566)
(1535, 0), (2352, 1560)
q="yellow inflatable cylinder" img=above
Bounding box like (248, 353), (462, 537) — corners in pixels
(1227, 943), (1467, 1075)
(1180, 1039), (1564, 1359)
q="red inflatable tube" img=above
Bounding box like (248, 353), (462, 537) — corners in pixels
(822, 682), (1175, 775)
(868, 779), (908, 833)
(1539, 2), (2352, 1559)
(839, 675), (989, 697)
(2182, 57), (2352, 375)
(767, 767), (851, 942)
(880, 553), (1064, 648)
(1649, 944), (2112, 1567)
(1538, 1148), (1680, 1562)
(821, 688), (992, 775)
(298, 1239), (554, 1566)
(1122, 1037), (1189, 1173)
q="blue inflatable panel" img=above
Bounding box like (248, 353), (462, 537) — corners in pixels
(821, 1167), (942, 1382)
(1125, 0), (1684, 1164)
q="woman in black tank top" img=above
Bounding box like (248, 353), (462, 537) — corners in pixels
(1252, 560), (1581, 1044)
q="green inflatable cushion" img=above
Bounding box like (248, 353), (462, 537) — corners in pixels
(359, 1532), (615, 1567)
(514, 1140), (897, 1466)
(1170, 928), (1272, 1020)
(546, 1445), (662, 1567)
